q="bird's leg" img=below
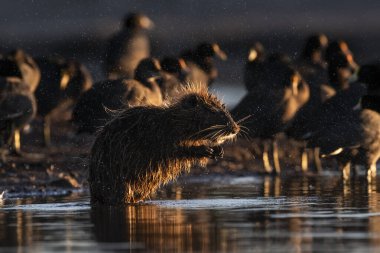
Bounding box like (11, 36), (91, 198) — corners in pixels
(301, 148), (308, 173)
(12, 129), (21, 155)
(342, 162), (352, 182)
(367, 164), (377, 183)
(313, 147), (323, 173)
(263, 141), (272, 174)
(0, 149), (7, 162)
(43, 115), (51, 147)
(272, 139), (281, 175)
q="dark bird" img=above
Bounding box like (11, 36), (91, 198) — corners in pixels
(105, 12), (154, 80)
(289, 52), (366, 172)
(327, 51), (358, 91)
(291, 42), (359, 135)
(244, 42), (266, 92)
(159, 57), (189, 99)
(0, 76), (36, 156)
(287, 34), (332, 171)
(296, 34), (330, 96)
(73, 58), (163, 134)
(181, 42), (227, 87)
(34, 56), (93, 146)
(304, 64), (380, 179)
(0, 49), (41, 93)
(325, 40), (356, 66)
(233, 59), (310, 173)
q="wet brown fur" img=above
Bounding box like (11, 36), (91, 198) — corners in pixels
(89, 84), (239, 206)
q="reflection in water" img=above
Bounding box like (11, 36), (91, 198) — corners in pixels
(2, 176), (380, 252)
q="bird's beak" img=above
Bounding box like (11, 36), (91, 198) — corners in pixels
(212, 44), (227, 61)
(291, 74), (300, 96)
(178, 58), (190, 72)
(248, 49), (258, 62)
(347, 54), (359, 70)
(60, 70), (71, 90)
(140, 16), (154, 30)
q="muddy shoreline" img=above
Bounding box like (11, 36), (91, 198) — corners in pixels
(0, 118), (339, 199)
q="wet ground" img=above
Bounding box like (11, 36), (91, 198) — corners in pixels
(1, 174), (380, 253)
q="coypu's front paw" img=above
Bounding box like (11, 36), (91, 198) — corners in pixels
(195, 145), (214, 158)
(198, 145), (224, 160)
(212, 146), (224, 159)
(178, 145), (224, 160)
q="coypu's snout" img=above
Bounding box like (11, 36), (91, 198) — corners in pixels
(228, 120), (240, 135)
(177, 92), (240, 144)
(221, 114), (240, 142)
(224, 111), (240, 135)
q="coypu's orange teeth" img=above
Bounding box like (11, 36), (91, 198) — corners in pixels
(215, 132), (238, 145)
(180, 132), (238, 148)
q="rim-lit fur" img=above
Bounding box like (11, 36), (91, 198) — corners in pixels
(89, 84), (239, 205)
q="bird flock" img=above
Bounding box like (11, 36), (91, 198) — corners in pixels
(0, 13), (379, 180)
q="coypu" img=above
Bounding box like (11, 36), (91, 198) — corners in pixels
(34, 56), (93, 145)
(0, 49), (40, 93)
(0, 76), (36, 155)
(159, 57), (189, 99)
(181, 42), (227, 87)
(73, 58), (162, 134)
(105, 12), (154, 80)
(89, 85), (240, 205)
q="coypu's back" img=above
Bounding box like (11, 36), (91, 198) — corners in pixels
(89, 84), (240, 205)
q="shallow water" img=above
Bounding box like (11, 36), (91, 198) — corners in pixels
(1, 175), (380, 253)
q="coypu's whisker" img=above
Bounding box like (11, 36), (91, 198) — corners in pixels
(239, 125), (249, 131)
(236, 114), (253, 124)
(204, 130), (220, 140)
(189, 125), (225, 138)
(207, 129), (224, 141)
(238, 130), (252, 141)
(239, 128), (249, 136)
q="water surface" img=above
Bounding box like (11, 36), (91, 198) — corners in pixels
(1, 175), (380, 253)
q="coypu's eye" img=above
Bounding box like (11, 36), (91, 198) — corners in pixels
(183, 94), (201, 109)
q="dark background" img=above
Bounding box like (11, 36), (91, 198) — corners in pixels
(1, 0), (380, 84)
